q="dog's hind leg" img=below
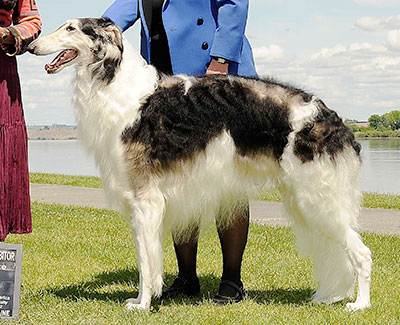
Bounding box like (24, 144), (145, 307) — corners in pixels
(343, 228), (372, 311)
(279, 149), (371, 309)
(280, 187), (356, 304)
(124, 187), (165, 311)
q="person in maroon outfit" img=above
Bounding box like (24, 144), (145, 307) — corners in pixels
(0, 0), (41, 241)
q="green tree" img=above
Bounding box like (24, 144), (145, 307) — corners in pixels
(390, 110), (400, 130)
(382, 110), (400, 130)
(368, 114), (384, 130)
(368, 110), (400, 131)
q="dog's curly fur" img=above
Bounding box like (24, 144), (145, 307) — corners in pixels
(29, 18), (372, 312)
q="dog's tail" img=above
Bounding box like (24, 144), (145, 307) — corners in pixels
(279, 146), (362, 302)
(291, 223), (356, 302)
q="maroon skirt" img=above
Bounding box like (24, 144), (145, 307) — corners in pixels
(0, 51), (32, 241)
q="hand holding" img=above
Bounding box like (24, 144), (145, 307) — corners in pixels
(0, 27), (15, 51)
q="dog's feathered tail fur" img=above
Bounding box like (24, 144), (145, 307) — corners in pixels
(29, 18), (372, 312)
(280, 146), (370, 303)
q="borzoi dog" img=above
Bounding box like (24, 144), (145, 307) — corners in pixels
(28, 18), (372, 312)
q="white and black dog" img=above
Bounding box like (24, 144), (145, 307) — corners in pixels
(29, 18), (372, 312)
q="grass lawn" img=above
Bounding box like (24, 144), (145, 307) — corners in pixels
(5, 202), (400, 324)
(30, 173), (102, 189)
(263, 189), (400, 210)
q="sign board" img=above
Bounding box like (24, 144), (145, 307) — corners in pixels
(0, 244), (22, 321)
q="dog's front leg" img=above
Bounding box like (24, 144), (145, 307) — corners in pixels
(125, 188), (165, 311)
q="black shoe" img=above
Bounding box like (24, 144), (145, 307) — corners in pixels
(213, 280), (245, 305)
(161, 276), (200, 299)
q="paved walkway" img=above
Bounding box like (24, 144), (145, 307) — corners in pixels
(30, 183), (400, 236)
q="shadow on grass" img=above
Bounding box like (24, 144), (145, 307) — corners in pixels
(45, 267), (314, 307)
(46, 268), (141, 303)
(246, 288), (314, 305)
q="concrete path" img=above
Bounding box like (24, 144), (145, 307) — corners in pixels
(30, 183), (400, 236)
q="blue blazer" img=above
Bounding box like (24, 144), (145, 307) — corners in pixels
(103, 0), (257, 76)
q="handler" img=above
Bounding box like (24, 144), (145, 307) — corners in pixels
(0, 0), (41, 241)
(103, 0), (257, 304)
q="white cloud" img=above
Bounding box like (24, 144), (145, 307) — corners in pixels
(355, 13), (400, 54)
(253, 45), (285, 63)
(311, 44), (346, 59)
(355, 14), (400, 31)
(349, 42), (373, 51)
(387, 29), (400, 49)
(355, 11), (400, 58)
(354, 0), (400, 6)
(352, 56), (400, 73)
(254, 39), (400, 120)
(355, 16), (384, 31)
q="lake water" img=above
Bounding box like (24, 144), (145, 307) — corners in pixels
(28, 140), (99, 178)
(28, 139), (400, 194)
(358, 139), (400, 194)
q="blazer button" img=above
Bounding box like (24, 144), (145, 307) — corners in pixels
(202, 42), (209, 50)
(197, 18), (204, 26)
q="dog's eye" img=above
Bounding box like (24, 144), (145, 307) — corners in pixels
(66, 26), (75, 32)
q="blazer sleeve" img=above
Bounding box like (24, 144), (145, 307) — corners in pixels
(6, 0), (41, 56)
(210, 0), (249, 64)
(103, 0), (140, 32)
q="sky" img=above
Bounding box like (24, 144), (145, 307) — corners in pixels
(18, 0), (400, 125)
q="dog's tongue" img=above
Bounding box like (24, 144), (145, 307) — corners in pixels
(45, 49), (78, 73)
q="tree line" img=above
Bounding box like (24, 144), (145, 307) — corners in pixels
(346, 110), (400, 138)
(368, 110), (400, 131)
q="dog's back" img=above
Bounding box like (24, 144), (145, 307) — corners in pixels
(122, 75), (360, 171)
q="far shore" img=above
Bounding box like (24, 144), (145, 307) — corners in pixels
(356, 137), (400, 140)
(27, 126), (400, 141)
(27, 127), (78, 140)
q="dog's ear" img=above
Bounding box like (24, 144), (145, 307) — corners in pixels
(104, 24), (123, 51)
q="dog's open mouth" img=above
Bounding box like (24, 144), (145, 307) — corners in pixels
(45, 49), (78, 73)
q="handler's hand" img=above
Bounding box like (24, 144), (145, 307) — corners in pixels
(206, 59), (229, 75)
(0, 27), (15, 51)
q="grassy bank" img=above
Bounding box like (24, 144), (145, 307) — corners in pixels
(30, 173), (400, 210)
(354, 130), (400, 138)
(30, 172), (102, 188)
(5, 202), (400, 323)
(263, 190), (400, 210)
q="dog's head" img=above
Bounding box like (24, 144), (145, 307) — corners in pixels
(29, 18), (123, 82)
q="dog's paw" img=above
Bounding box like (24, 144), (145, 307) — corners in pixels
(345, 302), (371, 312)
(125, 298), (140, 305)
(312, 294), (345, 304)
(125, 302), (150, 311)
(125, 298), (150, 311)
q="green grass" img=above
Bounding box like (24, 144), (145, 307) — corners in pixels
(261, 189), (400, 210)
(30, 172), (102, 188)
(354, 130), (400, 138)
(5, 203), (400, 324)
(363, 192), (400, 210)
(30, 173), (400, 210)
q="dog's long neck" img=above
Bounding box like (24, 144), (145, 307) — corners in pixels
(72, 42), (158, 154)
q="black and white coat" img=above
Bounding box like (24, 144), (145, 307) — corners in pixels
(29, 18), (372, 312)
